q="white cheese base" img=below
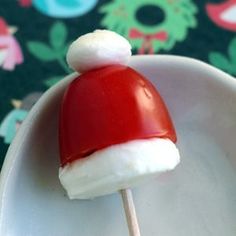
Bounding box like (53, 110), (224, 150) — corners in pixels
(59, 138), (180, 199)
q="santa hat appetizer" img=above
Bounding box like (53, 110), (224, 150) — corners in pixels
(59, 30), (180, 236)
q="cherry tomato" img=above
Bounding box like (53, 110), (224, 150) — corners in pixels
(59, 65), (176, 166)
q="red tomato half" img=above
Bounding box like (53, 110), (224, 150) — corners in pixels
(59, 65), (176, 166)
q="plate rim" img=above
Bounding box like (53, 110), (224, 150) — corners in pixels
(0, 55), (236, 220)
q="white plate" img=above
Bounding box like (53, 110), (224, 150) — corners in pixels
(0, 55), (236, 236)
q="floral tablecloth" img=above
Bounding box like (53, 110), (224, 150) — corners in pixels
(0, 0), (235, 167)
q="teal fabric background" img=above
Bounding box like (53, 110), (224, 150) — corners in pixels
(0, 0), (235, 167)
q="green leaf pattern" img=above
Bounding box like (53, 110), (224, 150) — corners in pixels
(44, 76), (63, 87)
(27, 21), (71, 75)
(50, 21), (67, 50)
(27, 42), (57, 61)
(209, 37), (236, 76)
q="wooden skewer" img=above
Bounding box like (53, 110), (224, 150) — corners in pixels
(120, 189), (141, 236)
